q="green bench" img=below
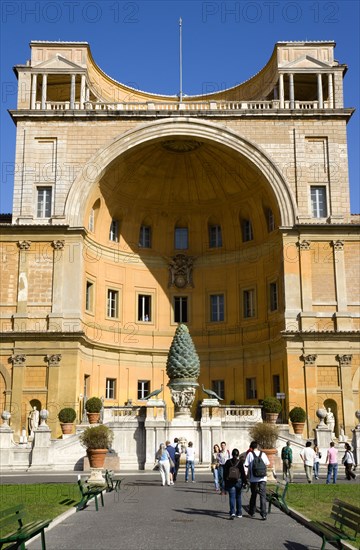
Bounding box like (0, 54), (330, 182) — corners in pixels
(105, 470), (124, 493)
(0, 504), (51, 550)
(310, 498), (360, 550)
(266, 480), (289, 514)
(77, 475), (105, 511)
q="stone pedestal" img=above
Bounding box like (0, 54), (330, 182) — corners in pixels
(144, 402), (166, 470)
(28, 427), (53, 470)
(0, 427), (14, 468)
(314, 426), (332, 449)
(87, 468), (106, 485)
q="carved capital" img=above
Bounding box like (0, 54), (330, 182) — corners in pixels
(17, 241), (31, 250)
(332, 240), (344, 251)
(297, 240), (311, 251)
(45, 354), (62, 366)
(52, 240), (65, 250)
(301, 354), (317, 365)
(10, 354), (26, 366)
(336, 354), (352, 366)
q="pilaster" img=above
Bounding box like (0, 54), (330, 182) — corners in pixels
(336, 354), (353, 434)
(302, 354), (317, 437)
(9, 354), (26, 435)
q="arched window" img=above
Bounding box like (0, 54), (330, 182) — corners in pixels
(139, 224), (152, 248)
(241, 219), (253, 242)
(208, 223), (222, 248)
(88, 199), (100, 232)
(109, 219), (119, 242)
(174, 223), (188, 250)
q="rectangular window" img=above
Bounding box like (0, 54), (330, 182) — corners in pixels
(138, 294), (151, 322)
(246, 377), (257, 399)
(243, 289), (256, 318)
(37, 187), (52, 218)
(311, 186), (327, 218)
(269, 282), (278, 312)
(209, 225), (222, 248)
(174, 296), (188, 323)
(273, 375), (281, 396)
(85, 281), (94, 312)
(212, 380), (225, 400)
(139, 225), (151, 248)
(105, 378), (116, 399)
(210, 294), (224, 322)
(175, 227), (188, 250)
(138, 380), (150, 400)
(109, 220), (119, 242)
(107, 289), (119, 318)
(242, 220), (253, 242)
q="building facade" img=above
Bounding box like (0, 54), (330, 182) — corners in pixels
(1, 40), (359, 439)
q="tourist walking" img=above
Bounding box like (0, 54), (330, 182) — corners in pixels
(211, 444), (221, 492)
(326, 441), (338, 484)
(155, 443), (171, 486)
(342, 443), (356, 480)
(166, 440), (176, 485)
(281, 441), (293, 482)
(185, 441), (196, 482)
(218, 441), (231, 493)
(172, 437), (181, 482)
(224, 448), (247, 519)
(313, 444), (321, 480)
(300, 441), (316, 483)
(244, 440), (270, 520)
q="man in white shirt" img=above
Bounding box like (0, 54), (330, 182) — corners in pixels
(300, 441), (316, 483)
(244, 440), (270, 520)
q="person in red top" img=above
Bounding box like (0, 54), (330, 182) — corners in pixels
(326, 441), (338, 484)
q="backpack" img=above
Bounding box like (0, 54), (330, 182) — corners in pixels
(227, 460), (240, 480)
(251, 451), (267, 477)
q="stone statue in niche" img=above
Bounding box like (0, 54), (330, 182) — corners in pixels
(167, 254), (195, 289)
(28, 406), (39, 437)
(325, 407), (335, 434)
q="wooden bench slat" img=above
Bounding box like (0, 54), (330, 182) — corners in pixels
(311, 499), (360, 550)
(0, 506), (51, 550)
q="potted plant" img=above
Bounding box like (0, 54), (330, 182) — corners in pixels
(289, 406), (306, 434)
(58, 407), (76, 435)
(249, 422), (279, 469)
(79, 424), (114, 469)
(85, 397), (102, 424)
(262, 396), (282, 424)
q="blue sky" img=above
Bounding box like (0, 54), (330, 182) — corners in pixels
(1, 0), (359, 213)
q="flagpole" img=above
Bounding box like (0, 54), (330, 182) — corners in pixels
(179, 17), (183, 102)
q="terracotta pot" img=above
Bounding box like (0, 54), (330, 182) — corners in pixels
(265, 413), (279, 424)
(292, 421), (305, 435)
(87, 448), (108, 469)
(262, 448), (278, 470)
(87, 412), (100, 424)
(60, 422), (73, 435)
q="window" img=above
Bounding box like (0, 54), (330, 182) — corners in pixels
(37, 187), (52, 218)
(242, 219), (253, 242)
(269, 282), (278, 312)
(273, 375), (281, 396)
(246, 377), (257, 399)
(138, 294), (151, 322)
(138, 380), (150, 400)
(85, 281), (94, 312)
(105, 378), (116, 399)
(139, 225), (151, 248)
(212, 380), (225, 400)
(210, 294), (224, 322)
(107, 289), (119, 318)
(88, 208), (95, 232)
(174, 296), (188, 323)
(243, 289), (256, 318)
(175, 227), (188, 249)
(109, 220), (119, 242)
(267, 209), (275, 232)
(209, 225), (222, 248)
(311, 186), (327, 218)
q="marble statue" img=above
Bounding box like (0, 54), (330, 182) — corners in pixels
(325, 407), (335, 434)
(28, 406), (39, 436)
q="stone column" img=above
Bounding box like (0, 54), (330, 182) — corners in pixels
(48, 241), (65, 329)
(31, 73), (37, 109)
(9, 354), (26, 436)
(317, 73), (323, 109)
(70, 74), (76, 109)
(289, 73), (294, 109)
(13, 241), (31, 333)
(302, 354), (317, 437)
(80, 75), (86, 108)
(336, 355), (353, 434)
(297, 241), (313, 329)
(328, 73), (334, 108)
(279, 73), (284, 109)
(41, 73), (47, 109)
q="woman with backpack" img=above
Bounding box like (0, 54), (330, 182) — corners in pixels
(223, 448), (247, 519)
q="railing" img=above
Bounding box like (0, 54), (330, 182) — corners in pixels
(103, 406), (145, 423)
(30, 99), (330, 113)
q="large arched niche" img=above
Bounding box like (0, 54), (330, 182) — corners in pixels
(65, 118), (297, 229)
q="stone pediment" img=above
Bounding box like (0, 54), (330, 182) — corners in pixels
(33, 54), (84, 70)
(281, 55), (331, 69)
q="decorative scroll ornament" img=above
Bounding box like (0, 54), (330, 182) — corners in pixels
(301, 354), (317, 365)
(332, 240), (344, 251)
(45, 354), (62, 366)
(17, 241), (31, 250)
(297, 240), (311, 251)
(10, 354), (26, 366)
(52, 240), (65, 250)
(336, 354), (352, 366)
(167, 254), (195, 289)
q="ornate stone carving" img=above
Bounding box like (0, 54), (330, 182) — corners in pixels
(45, 354), (62, 366)
(332, 240), (344, 251)
(301, 354), (317, 365)
(17, 241), (31, 250)
(167, 254), (195, 289)
(10, 354), (26, 366)
(170, 387), (196, 412)
(297, 240), (311, 251)
(52, 240), (65, 250)
(336, 354), (352, 366)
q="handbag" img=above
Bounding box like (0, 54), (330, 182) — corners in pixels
(169, 458), (175, 469)
(153, 462), (160, 471)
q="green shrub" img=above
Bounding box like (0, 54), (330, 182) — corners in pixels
(249, 422), (279, 449)
(79, 425), (114, 449)
(58, 407), (76, 423)
(262, 396), (282, 414)
(289, 406), (306, 423)
(85, 397), (102, 413)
